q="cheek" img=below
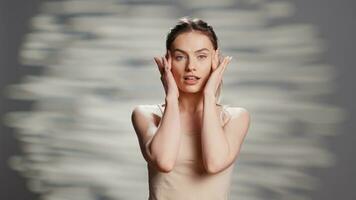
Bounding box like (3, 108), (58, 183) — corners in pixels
(202, 66), (213, 78)
(202, 60), (213, 71)
(202, 58), (212, 66)
(170, 68), (182, 80)
(172, 60), (186, 68)
(171, 61), (187, 77)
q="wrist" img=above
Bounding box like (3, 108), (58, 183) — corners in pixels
(203, 93), (217, 103)
(165, 95), (179, 104)
(203, 92), (216, 99)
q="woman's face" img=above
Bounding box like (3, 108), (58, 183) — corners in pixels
(169, 31), (216, 94)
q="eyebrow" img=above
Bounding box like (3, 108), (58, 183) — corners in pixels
(173, 48), (210, 54)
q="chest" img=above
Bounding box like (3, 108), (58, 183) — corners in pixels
(179, 113), (202, 134)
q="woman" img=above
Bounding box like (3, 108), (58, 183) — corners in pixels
(131, 17), (251, 200)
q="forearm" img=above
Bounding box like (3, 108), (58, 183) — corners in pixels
(149, 97), (181, 170)
(201, 94), (229, 173)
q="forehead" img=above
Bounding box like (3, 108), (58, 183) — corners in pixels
(171, 31), (214, 53)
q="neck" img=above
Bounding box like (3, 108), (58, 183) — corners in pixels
(177, 90), (206, 114)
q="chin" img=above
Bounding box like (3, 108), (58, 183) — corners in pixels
(180, 85), (202, 94)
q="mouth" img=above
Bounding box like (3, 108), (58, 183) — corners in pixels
(183, 76), (200, 85)
(183, 75), (201, 80)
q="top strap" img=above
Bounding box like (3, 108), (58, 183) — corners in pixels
(220, 105), (230, 126)
(157, 104), (164, 114)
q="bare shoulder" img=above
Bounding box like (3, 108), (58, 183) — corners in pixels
(224, 106), (251, 125)
(131, 104), (162, 126)
(131, 104), (160, 115)
(226, 106), (250, 118)
(131, 104), (163, 166)
(221, 106), (251, 142)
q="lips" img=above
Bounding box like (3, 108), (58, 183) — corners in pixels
(183, 75), (200, 85)
(183, 75), (200, 80)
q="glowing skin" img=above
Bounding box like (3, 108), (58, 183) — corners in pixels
(132, 30), (250, 174)
(170, 31), (214, 95)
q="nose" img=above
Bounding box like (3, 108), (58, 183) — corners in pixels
(185, 59), (196, 71)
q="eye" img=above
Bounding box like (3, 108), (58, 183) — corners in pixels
(175, 55), (186, 61)
(198, 55), (207, 60)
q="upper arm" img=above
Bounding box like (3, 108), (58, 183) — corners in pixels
(221, 107), (251, 169)
(131, 105), (158, 165)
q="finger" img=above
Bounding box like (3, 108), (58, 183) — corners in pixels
(221, 56), (231, 74)
(217, 60), (227, 77)
(225, 56), (232, 65)
(219, 56), (230, 74)
(211, 55), (227, 76)
(220, 56), (229, 69)
(154, 56), (161, 67)
(163, 56), (171, 75)
(159, 57), (165, 75)
(163, 56), (168, 70)
(161, 57), (167, 72)
(167, 51), (172, 70)
(218, 55), (224, 68)
(154, 57), (163, 75)
(215, 49), (219, 68)
(159, 57), (165, 74)
(212, 49), (218, 70)
(218, 60), (229, 82)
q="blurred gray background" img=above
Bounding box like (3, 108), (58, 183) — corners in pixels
(1, 0), (355, 199)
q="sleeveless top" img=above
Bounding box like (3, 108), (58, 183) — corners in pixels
(147, 104), (235, 200)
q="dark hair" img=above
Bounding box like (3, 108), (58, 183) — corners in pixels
(165, 16), (223, 104)
(166, 16), (218, 51)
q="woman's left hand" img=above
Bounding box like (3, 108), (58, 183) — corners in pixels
(203, 49), (232, 97)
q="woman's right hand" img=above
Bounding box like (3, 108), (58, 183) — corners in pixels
(154, 51), (180, 100)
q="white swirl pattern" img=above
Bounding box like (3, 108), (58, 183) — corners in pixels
(3, 0), (346, 199)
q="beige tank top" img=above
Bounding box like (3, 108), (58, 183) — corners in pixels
(147, 104), (235, 200)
